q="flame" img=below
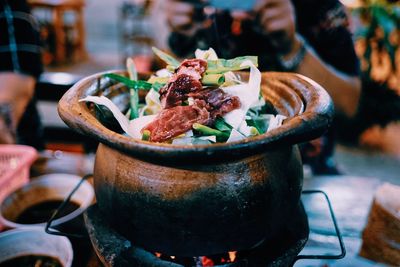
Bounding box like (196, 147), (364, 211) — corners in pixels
(154, 251), (238, 266)
(228, 251), (237, 262)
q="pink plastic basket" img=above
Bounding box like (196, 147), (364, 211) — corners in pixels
(0, 145), (38, 202)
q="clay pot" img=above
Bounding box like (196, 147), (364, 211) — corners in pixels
(58, 71), (333, 256)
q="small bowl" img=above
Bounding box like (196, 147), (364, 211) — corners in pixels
(0, 228), (73, 267)
(0, 173), (94, 229)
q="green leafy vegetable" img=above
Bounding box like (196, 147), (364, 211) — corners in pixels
(246, 114), (275, 134)
(90, 101), (124, 133)
(214, 117), (232, 132)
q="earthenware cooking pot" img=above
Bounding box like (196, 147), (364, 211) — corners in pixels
(58, 71), (333, 256)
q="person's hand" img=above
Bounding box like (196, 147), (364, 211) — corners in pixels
(0, 72), (35, 144)
(254, 0), (298, 55)
(0, 107), (16, 144)
(0, 126), (15, 144)
(166, 0), (201, 36)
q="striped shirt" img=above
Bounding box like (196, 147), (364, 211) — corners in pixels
(0, 0), (43, 78)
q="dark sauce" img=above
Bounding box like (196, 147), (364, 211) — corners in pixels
(16, 200), (80, 224)
(0, 255), (63, 267)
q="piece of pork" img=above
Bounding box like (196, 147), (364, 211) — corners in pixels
(188, 88), (241, 119)
(159, 74), (203, 109)
(176, 58), (207, 80)
(142, 100), (210, 142)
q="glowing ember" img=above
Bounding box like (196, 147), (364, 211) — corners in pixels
(201, 256), (215, 266)
(154, 251), (238, 266)
(228, 251), (237, 262)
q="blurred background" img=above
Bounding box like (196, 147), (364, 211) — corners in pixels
(1, 0), (400, 266)
(31, 0), (400, 175)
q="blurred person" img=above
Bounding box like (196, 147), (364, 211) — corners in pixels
(165, 0), (362, 174)
(0, 0), (44, 149)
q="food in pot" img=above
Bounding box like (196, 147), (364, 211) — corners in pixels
(81, 47), (286, 144)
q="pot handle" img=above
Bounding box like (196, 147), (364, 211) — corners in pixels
(294, 190), (346, 262)
(45, 174), (92, 238)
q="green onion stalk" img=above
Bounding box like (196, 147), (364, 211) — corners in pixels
(103, 73), (152, 120)
(192, 123), (230, 142)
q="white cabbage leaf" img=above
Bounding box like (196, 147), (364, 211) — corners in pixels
(172, 136), (215, 145)
(79, 96), (131, 134)
(140, 88), (162, 115)
(226, 128), (246, 143)
(224, 71), (243, 85)
(79, 96), (156, 140)
(238, 120), (258, 137)
(184, 130), (194, 137)
(155, 68), (173, 77)
(195, 48), (218, 60)
(199, 135), (216, 142)
(172, 137), (193, 145)
(221, 60), (261, 129)
(129, 114), (157, 139)
(267, 114), (287, 131)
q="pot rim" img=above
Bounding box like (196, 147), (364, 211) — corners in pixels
(58, 70), (334, 162)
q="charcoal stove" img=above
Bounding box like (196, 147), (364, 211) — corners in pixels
(47, 186), (345, 267)
(83, 203), (306, 267)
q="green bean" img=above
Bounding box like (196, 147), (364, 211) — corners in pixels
(192, 123), (230, 141)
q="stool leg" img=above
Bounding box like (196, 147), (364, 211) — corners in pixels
(53, 7), (65, 64)
(75, 7), (87, 60)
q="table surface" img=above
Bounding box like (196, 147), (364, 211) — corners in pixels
(295, 175), (390, 267)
